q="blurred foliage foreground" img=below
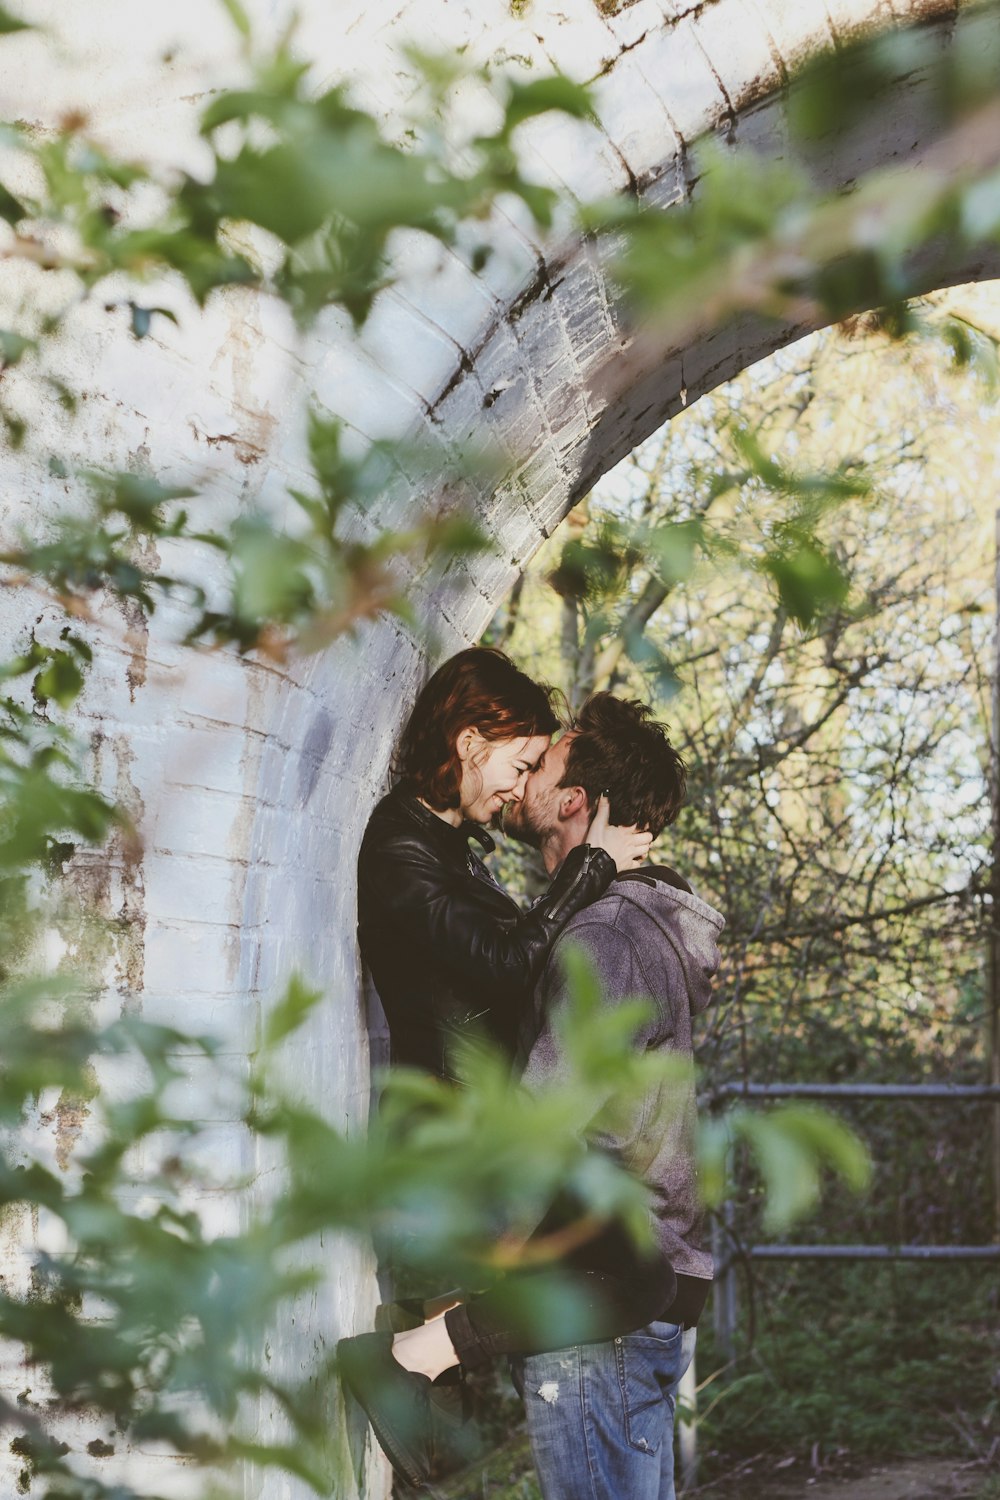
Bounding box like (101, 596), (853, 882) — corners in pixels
(0, 962), (869, 1498)
(2, 0), (1000, 1495)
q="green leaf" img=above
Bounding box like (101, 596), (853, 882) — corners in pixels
(730, 425), (786, 490)
(518, 178), (558, 229)
(227, 1437), (329, 1492)
(622, 628), (681, 700)
(401, 45), (468, 100)
(200, 83), (309, 137)
(0, 181), (25, 224)
(503, 76), (594, 134)
(128, 303), (178, 340)
(704, 1104), (872, 1233)
(219, 0), (252, 39)
(209, 131), (457, 246)
(90, 471), (196, 524)
(554, 941), (604, 1019)
(231, 517), (315, 623)
(426, 513), (493, 560)
(697, 1115), (732, 1213)
(747, 1105), (871, 1231)
(0, 5), (30, 33)
(262, 975), (323, 1051)
(773, 1105), (872, 1197)
(32, 651), (85, 709)
(960, 170), (1000, 241)
(59, 628), (92, 664)
(646, 519), (702, 587)
(788, 30), (937, 144)
(0, 329), (34, 366)
(940, 315), (999, 391)
(762, 534), (850, 625)
(2, 411), (25, 448)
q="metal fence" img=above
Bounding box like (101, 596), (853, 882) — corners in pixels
(676, 1080), (1000, 1491)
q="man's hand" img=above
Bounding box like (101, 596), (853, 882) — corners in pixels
(585, 793), (653, 871)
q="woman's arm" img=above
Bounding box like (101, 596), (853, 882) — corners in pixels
(359, 832), (617, 994)
(583, 795), (653, 871)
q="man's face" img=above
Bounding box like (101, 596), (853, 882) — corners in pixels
(502, 730), (578, 846)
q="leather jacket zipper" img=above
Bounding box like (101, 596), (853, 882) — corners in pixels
(546, 846), (595, 922)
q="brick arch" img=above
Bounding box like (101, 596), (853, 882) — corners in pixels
(324, 0), (995, 647)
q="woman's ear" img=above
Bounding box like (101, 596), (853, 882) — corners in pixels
(455, 726), (479, 764)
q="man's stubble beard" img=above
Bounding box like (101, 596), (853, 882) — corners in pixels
(498, 797), (543, 848)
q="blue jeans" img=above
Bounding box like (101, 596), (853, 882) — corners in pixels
(513, 1321), (696, 1500)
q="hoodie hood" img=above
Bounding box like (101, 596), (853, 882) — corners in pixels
(611, 867), (725, 1017)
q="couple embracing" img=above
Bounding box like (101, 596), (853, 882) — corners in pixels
(339, 647), (724, 1499)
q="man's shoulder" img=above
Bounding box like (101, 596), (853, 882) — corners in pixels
(553, 887), (646, 962)
(558, 884), (631, 931)
(561, 868), (722, 932)
(553, 871), (715, 954)
(544, 886), (659, 1005)
(556, 877), (662, 934)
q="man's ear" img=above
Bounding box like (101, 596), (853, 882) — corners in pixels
(559, 785), (589, 821)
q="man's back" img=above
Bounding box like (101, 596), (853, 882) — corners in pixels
(514, 867), (723, 1500)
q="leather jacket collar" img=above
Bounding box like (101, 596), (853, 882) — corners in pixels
(389, 779), (495, 855)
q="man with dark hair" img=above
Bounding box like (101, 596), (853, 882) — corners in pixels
(502, 692), (723, 1500)
(510, 691), (688, 859)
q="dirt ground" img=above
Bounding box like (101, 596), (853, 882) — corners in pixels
(693, 1456), (997, 1499)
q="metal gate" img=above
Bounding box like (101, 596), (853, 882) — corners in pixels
(675, 1080), (1000, 1491)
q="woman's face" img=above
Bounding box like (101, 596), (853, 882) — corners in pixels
(457, 730), (551, 825)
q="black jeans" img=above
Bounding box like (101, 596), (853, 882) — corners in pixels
(443, 1204), (676, 1372)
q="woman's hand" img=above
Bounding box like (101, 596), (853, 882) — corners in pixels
(585, 793), (653, 872)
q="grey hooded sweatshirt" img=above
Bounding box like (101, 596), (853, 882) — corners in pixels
(520, 867), (725, 1285)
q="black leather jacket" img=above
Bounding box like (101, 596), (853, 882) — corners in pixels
(358, 781), (617, 1079)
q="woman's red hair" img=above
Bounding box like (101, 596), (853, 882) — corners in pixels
(394, 647), (561, 811)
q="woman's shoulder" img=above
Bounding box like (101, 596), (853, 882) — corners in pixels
(361, 783), (422, 850)
(359, 782), (459, 869)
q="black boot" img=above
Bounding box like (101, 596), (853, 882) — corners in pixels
(374, 1298), (426, 1334)
(337, 1331), (434, 1487)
